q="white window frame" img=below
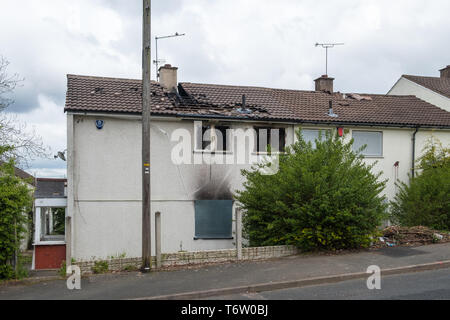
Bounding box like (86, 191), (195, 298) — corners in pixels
(253, 126), (287, 155)
(194, 121), (231, 154)
(300, 128), (331, 147)
(352, 130), (383, 158)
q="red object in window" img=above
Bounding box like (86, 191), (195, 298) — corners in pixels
(338, 127), (344, 137)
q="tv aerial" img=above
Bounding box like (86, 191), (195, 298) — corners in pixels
(154, 32), (186, 81)
(315, 43), (344, 76)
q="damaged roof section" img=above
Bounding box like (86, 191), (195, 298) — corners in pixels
(65, 74), (450, 128)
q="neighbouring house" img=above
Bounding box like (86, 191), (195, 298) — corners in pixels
(388, 65), (450, 112)
(64, 65), (450, 263)
(32, 178), (67, 270)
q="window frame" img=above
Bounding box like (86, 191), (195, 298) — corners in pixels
(254, 126), (286, 154)
(300, 128), (331, 148)
(194, 122), (231, 153)
(351, 130), (384, 158)
(194, 200), (234, 240)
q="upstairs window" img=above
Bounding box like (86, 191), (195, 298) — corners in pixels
(255, 127), (286, 153)
(352, 131), (383, 157)
(196, 123), (230, 152)
(301, 129), (330, 148)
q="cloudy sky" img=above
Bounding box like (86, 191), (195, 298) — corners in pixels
(1, 0), (449, 177)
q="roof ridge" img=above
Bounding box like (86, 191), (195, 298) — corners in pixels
(181, 82), (415, 97)
(403, 74), (441, 80)
(180, 82), (318, 92)
(67, 74), (156, 84)
(181, 82), (331, 95)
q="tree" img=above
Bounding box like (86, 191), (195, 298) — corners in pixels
(391, 138), (450, 231)
(235, 129), (388, 251)
(0, 55), (49, 167)
(0, 146), (33, 279)
(0, 56), (21, 111)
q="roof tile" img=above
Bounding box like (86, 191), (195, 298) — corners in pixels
(403, 75), (450, 99)
(65, 74), (450, 128)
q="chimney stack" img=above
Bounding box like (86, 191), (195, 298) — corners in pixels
(159, 64), (178, 92)
(315, 75), (334, 93)
(440, 65), (450, 79)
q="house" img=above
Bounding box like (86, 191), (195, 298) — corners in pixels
(64, 65), (450, 263)
(32, 178), (67, 270)
(388, 65), (450, 112)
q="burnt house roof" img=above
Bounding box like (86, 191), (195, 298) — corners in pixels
(403, 75), (450, 100)
(35, 178), (67, 199)
(65, 74), (450, 128)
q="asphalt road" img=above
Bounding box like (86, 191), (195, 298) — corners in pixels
(209, 268), (450, 300)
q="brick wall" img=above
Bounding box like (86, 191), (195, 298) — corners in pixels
(74, 245), (299, 274)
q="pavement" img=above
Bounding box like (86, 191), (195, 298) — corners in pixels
(0, 243), (449, 300)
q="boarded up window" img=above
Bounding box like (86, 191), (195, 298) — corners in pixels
(194, 200), (233, 239)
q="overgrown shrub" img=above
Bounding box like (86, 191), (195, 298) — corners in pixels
(391, 138), (450, 231)
(236, 129), (388, 251)
(0, 147), (32, 280)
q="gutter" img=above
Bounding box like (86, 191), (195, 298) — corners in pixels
(411, 127), (420, 178)
(66, 111), (450, 130)
(169, 113), (450, 130)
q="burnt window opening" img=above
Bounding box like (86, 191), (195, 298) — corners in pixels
(255, 127), (286, 153)
(196, 123), (230, 152)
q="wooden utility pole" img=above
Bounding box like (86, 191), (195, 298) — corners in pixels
(141, 0), (152, 272)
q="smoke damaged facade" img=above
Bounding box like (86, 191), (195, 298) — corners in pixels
(63, 65), (450, 262)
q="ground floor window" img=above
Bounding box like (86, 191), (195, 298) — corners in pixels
(194, 200), (233, 240)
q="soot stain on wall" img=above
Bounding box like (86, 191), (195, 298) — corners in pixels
(194, 166), (233, 200)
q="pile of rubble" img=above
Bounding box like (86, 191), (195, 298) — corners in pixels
(375, 226), (450, 248)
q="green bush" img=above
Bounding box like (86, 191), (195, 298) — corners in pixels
(391, 138), (450, 231)
(236, 129), (388, 251)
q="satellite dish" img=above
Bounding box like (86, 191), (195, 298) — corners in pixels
(54, 150), (67, 162)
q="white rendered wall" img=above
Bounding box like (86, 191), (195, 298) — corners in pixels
(69, 114), (450, 261)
